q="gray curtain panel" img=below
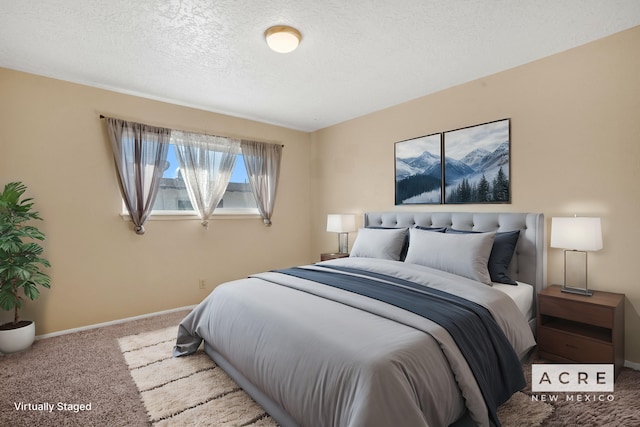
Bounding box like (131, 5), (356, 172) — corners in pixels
(241, 140), (282, 226)
(106, 117), (171, 234)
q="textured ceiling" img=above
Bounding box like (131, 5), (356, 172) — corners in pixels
(1, 1), (639, 132)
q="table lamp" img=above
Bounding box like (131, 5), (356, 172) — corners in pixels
(326, 214), (356, 254)
(550, 216), (603, 296)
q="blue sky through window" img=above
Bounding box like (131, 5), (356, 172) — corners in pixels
(163, 145), (249, 183)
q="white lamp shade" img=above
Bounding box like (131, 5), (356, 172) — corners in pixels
(326, 214), (356, 233)
(550, 217), (603, 251)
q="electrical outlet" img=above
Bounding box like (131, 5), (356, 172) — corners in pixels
(198, 279), (206, 289)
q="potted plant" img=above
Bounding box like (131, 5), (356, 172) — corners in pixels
(0, 182), (51, 353)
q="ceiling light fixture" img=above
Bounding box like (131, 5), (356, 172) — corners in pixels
(264, 25), (302, 53)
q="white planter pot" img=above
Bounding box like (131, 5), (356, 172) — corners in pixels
(0, 321), (36, 354)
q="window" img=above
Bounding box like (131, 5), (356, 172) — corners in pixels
(152, 143), (258, 214)
(132, 143), (258, 216)
(108, 115), (283, 228)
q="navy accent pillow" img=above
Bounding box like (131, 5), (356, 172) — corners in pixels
(446, 229), (520, 285)
(367, 226), (445, 261)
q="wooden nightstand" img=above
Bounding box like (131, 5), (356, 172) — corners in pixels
(537, 285), (625, 377)
(320, 252), (349, 261)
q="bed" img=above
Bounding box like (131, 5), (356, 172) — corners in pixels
(174, 211), (545, 427)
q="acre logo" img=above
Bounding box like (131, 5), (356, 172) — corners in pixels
(532, 364), (614, 392)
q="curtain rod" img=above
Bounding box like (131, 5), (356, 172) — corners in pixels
(99, 115), (284, 147)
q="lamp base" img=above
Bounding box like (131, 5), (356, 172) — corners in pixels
(561, 285), (593, 297)
(560, 250), (593, 296)
(337, 233), (349, 254)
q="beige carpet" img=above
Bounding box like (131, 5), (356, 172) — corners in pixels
(498, 391), (553, 427)
(119, 327), (553, 427)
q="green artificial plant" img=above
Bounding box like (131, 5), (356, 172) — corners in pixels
(0, 182), (51, 328)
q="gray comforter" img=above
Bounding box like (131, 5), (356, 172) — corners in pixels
(174, 258), (536, 427)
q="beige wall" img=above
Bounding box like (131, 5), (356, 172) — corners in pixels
(0, 68), (312, 334)
(310, 26), (640, 363)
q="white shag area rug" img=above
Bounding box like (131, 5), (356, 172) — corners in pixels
(118, 326), (276, 426)
(119, 327), (552, 427)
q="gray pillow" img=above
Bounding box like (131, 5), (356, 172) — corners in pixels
(349, 227), (408, 260)
(446, 229), (520, 285)
(404, 227), (496, 285)
(366, 225), (444, 260)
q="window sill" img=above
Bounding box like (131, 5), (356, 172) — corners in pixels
(120, 209), (261, 221)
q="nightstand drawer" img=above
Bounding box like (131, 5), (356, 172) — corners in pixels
(538, 327), (614, 363)
(539, 295), (613, 328)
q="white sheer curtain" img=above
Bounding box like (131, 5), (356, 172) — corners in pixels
(171, 130), (240, 227)
(241, 140), (282, 226)
(105, 117), (171, 235)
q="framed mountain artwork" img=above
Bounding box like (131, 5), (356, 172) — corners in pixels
(443, 118), (511, 204)
(394, 132), (443, 205)
(394, 118), (511, 205)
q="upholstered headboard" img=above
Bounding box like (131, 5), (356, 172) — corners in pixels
(363, 212), (546, 297)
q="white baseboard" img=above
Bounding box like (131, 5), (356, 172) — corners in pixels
(35, 305), (196, 340)
(624, 359), (640, 371)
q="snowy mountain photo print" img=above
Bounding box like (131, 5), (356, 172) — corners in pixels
(394, 119), (510, 205)
(443, 119), (510, 204)
(395, 133), (442, 204)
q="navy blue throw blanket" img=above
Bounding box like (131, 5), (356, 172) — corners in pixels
(275, 266), (525, 427)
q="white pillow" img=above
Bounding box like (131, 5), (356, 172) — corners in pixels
(404, 227), (496, 285)
(349, 228), (408, 261)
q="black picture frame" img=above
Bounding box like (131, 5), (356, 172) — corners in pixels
(443, 118), (511, 204)
(394, 132), (443, 205)
(393, 118), (511, 205)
